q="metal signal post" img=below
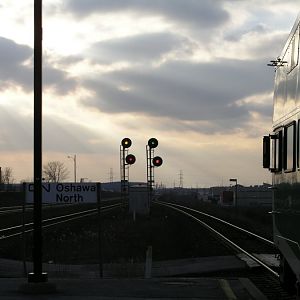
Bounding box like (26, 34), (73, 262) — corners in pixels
(146, 138), (163, 205)
(120, 138), (135, 205)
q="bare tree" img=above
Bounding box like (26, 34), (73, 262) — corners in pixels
(43, 161), (69, 182)
(20, 177), (34, 184)
(1, 167), (14, 184)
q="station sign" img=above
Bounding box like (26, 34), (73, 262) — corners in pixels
(25, 182), (99, 204)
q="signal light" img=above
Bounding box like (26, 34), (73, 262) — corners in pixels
(148, 138), (158, 149)
(152, 156), (163, 167)
(126, 154), (136, 165)
(121, 138), (132, 148)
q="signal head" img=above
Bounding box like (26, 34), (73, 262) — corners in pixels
(125, 154), (136, 165)
(152, 156), (163, 167)
(148, 138), (158, 149)
(121, 138), (132, 148)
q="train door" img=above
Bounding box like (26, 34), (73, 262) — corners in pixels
(273, 122), (300, 290)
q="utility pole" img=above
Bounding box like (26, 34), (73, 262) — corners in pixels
(29, 0), (47, 283)
(109, 168), (113, 183)
(179, 170), (183, 189)
(229, 178), (238, 208)
(68, 154), (77, 182)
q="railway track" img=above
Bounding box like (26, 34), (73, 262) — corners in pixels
(0, 197), (121, 215)
(0, 203), (72, 215)
(0, 203), (121, 241)
(0, 204), (60, 214)
(155, 200), (295, 299)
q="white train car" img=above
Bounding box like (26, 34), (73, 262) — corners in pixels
(263, 13), (300, 294)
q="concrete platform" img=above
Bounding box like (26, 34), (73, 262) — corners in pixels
(237, 254), (279, 268)
(0, 277), (267, 299)
(0, 255), (247, 278)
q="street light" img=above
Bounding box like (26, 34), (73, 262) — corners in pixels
(68, 154), (77, 183)
(229, 178), (238, 208)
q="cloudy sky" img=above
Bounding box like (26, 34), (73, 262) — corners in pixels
(0, 1), (298, 187)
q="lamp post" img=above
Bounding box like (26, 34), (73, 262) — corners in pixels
(68, 154), (77, 183)
(229, 178), (238, 208)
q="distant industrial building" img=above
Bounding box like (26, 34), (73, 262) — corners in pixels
(102, 182), (146, 193)
(197, 183), (272, 208)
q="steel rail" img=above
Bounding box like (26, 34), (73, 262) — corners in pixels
(156, 200), (274, 246)
(0, 203), (96, 215)
(156, 201), (279, 278)
(0, 208), (98, 233)
(0, 198), (121, 214)
(0, 205), (31, 211)
(0, 203), (121, 238)
(0, 204), (64, 215)
(0, 204), (38, 215)
(1, 212), (98, 240)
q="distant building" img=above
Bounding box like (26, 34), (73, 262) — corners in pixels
(196, 184), (272, 208)
(235, 184), (272, 207)
(101, 181), (146, 193)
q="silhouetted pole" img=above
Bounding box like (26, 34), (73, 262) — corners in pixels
(28, 0), (47, 283)
(229, 178), (238, 209)
(68, 154), (77, 182)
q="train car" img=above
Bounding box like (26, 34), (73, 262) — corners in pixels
(263, 13), (300, 294)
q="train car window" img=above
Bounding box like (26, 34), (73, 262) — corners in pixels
(288, 27), (299, 73)
(284, 121), (296, 172)
(270, 131), (282, 172)
(270, 136), (276, 171)
(273, 67), (286, 122)
(298, 120), (300, 168)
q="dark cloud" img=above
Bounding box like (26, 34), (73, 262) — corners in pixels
(44, 115), (117, 155)
(0, 106), (32, 151)
(90, 32), (191, 62)
(0, 37), (31, 64)
(44, 117), (97, 153)
(224, 28), (287, 59)
(0, 106), (112, 154)
(269, 0), (298, 3)
(138, 116), (246, 136)
(65, 0), (229, 28)
(250, 32), (288, 59)
(82, 58), (273, 127)
(0, 37), (77, 94)
(55, 55), (84, 67)
(0, 37), (33, 91)
(43, 63), (78, 94)
(224, 24), (267, 42)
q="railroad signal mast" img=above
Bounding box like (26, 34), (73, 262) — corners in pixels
(146, 138), (163, 203)
(120, 138), (136, 205)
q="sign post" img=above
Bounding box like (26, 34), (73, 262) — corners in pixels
(22, 183), (27, 277)
(24, 182), (99, 285)
(97, 183), (103, 278)
(28, 0), (47, 284)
